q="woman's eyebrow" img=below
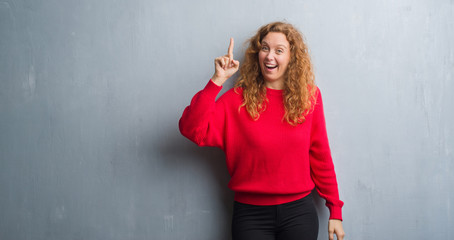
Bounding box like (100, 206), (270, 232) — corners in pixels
(277, 44), (288, 49)
(261, 41), (288, 49)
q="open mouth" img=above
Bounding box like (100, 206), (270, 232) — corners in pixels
(265, 64), (278, 70)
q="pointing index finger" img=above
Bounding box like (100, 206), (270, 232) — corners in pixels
(228, 38), (234, 58)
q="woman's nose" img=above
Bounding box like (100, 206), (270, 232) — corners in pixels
(265, 52), (274, 60)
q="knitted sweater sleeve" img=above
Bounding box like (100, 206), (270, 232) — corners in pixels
(309, 87), (344, 220)
(179, 80), (226, 149)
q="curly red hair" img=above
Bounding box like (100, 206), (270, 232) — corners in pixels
(235, 21), (317, 125)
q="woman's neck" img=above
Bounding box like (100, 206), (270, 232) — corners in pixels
(264, 80), (284, 90)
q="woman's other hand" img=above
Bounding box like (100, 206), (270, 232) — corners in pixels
(211, 38), (240, 86)
(328, 219), (345, 240)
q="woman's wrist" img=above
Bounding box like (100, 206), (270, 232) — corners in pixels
(211, 75), (227, 86)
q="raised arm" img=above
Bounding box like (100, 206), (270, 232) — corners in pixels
(179, 38), (240, 148)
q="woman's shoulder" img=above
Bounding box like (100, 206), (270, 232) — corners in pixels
(219, 86), (243, 99)
(216, 86), (243, 105)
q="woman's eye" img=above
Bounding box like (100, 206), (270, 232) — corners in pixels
(277, 49), (284, 54)
(261, 46), (269, 51)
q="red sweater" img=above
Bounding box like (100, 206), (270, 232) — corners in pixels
(179, 80), (344, 220)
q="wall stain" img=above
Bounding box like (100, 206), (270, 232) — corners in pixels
(28, 64), (36, 96)
(164, 215), (174, 232)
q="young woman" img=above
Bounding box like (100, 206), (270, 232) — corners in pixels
(179, 22), (345, 240)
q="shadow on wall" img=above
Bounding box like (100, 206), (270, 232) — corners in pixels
(153, 125), (234, 238)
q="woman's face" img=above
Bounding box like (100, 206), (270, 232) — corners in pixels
(258, 32), (291, 90)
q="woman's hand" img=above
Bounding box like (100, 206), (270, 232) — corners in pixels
(211, 38), (240, 86)
(328, 219), (345, 240)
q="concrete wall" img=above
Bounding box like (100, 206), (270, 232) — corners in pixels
(1, 0), (453, 239)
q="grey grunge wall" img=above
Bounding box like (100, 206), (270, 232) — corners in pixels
(1, 0), (453, 239)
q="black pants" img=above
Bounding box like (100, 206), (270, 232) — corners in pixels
(232, 194), (319, 240)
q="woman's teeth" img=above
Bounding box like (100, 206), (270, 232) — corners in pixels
(266, 64), (277, 69)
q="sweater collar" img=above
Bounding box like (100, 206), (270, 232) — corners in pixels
(266, 87), (284, 97)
